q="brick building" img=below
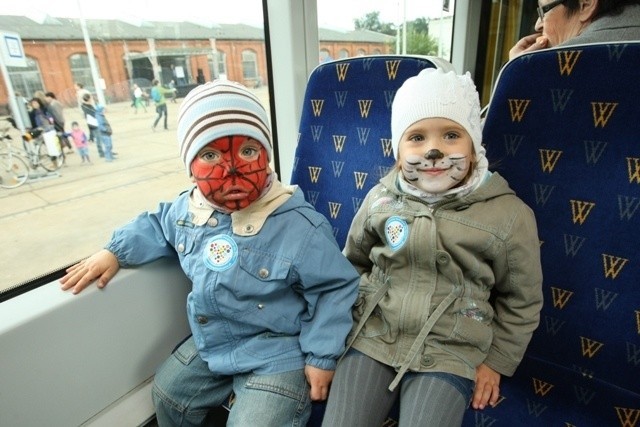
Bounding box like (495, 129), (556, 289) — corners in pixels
(0, 15), (393, 110)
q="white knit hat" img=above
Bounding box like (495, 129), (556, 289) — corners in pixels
(177, 80), (272, 176)
(391, 68), (484, 160)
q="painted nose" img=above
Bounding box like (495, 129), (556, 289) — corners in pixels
(425, 149), (444, 160)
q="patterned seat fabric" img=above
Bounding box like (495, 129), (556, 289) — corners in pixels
(291, 55), (452, 249)
(461, 42), (640, 426)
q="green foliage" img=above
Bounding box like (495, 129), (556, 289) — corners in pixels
(354, 11), (395, 35)
(354, 10), (439, 56)
(406, 28), (439, 56)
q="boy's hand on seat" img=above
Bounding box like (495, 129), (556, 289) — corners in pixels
(304, 365), (334, 401)
(59, 249), (120, 294)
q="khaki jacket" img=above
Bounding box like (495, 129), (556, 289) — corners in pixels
(344, 169), (543, 390)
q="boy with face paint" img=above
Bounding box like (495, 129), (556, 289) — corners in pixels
(322, 68), (543, 427)
(60, 80), (359, 426)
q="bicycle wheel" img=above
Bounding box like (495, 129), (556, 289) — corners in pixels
(0, 152), (30, 188)
(37, 137), (64, 171)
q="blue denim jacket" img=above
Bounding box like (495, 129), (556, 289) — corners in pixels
(106, 186), (359, 375)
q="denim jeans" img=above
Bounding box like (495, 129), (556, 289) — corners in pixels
(152, 336), (311, 427)
(153, 104), (168, 129)
(100, 134), (113, 161)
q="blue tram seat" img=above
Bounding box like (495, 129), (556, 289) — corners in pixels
(291, 54), (453, 249)
(461, 42), (640, 426)
(291, 54), (454, 426)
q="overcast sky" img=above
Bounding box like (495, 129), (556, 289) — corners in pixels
(1, 0), (454, 30)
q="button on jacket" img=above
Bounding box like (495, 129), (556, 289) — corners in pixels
(106, 184), (359, 376)
(344, 169), (543, 390)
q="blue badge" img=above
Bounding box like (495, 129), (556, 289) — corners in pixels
(203, 235), (238, 271)
(385, 216), (408, 251)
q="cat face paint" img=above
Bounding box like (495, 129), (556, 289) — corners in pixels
(190, 136), (269, 211)
(398, 117), (474, 194)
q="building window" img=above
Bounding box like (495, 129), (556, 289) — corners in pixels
(241, 50), (258, 80)
(209, 51), (227, 79)
(69, 53), (101, 94)
(338, 49), (349, 59)
(356, 48), (366, 56)
(319, 49), (332, 63)
(7, 57), (44, 100)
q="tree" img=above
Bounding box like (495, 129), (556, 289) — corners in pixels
(354, 11), (440, 56)
(407, 29), (439, 56)
(354, 11), (395, 36)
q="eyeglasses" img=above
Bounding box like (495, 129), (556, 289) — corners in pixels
(537, 0), (567, 21)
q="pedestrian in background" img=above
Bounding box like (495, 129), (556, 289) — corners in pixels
(81, 93), (104, 158)
(132, 84), (147, 114)
(95, 104), (114, 162)
(150, 79), (174, 131)
(69, 121), (91, 164)
(45, 91), (73, 153)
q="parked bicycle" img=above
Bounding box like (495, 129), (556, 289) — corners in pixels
(0, 120), (65, 189)
(0, 126), (29, 189)
(21, 127), (65, 172)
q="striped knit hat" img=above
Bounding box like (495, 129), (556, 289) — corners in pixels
(177, 80), (272, 176)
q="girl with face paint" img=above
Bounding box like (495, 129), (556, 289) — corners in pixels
(322, 68), (543, 427)
(60, 80), (360, 427)
(398, 117), (476, 197)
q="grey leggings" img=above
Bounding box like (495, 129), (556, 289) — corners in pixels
(322, 350), (473, 427)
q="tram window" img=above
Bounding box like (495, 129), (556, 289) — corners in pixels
(0, 0), (530, 297)
(317, 0), (455, 61)
(0, 0), (269, 297)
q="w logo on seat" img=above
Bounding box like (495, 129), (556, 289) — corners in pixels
(508, 99), (530, 122)
(557, 50), (582, 75)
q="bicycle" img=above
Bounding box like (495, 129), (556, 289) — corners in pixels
(21, 127), (66, 172)
(0, 126), (29, 189)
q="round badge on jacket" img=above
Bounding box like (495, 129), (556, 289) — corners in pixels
(203, 235), (238, 271)
(385, 216), (408, 251)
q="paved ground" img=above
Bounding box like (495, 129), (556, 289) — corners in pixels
(0, 87), (270, 292)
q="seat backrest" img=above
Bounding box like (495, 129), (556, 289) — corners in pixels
(464, 42), (640, 426)
(291, 55), (453, 248)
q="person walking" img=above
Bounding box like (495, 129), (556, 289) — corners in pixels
(150, 79), (174, 131)
(168, 80), (178, 103)
(132, 84), (147, 113)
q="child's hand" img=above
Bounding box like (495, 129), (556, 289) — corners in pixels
(304, 365), (334, 401)
(59, 249), (119, 294)
(471, 363), (501, 410)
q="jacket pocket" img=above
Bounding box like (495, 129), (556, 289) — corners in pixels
(452, 313), (492, 354)
(240, 333), (300, 358)
(174, 223), (197, 255)
(228, 249), (298, 337)
(237, 248), (292, 295)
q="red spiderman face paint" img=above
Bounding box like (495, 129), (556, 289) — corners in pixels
(190, 136), (270, 211)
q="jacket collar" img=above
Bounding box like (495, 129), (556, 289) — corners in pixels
(188, 179), (295, 236)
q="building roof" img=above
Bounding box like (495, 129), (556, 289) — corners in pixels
(0, 15), (393, 43)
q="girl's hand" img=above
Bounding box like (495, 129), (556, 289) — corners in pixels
(472, 363), (501, 410)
